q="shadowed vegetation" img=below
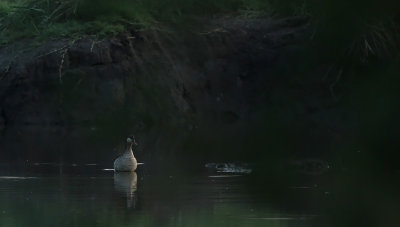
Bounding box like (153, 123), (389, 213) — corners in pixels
(0, 0), (272, 44)
(1, 0), (400, 63)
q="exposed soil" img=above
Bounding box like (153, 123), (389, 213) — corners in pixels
(0, 16), (359, 164)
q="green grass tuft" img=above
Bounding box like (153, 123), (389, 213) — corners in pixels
(0, 0), (274, 44)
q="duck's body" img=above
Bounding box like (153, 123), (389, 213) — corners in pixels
(114, 136), (138, 172)
(114, 150), (137, 172)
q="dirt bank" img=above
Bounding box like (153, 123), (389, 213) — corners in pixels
(0, 16), (358, 164)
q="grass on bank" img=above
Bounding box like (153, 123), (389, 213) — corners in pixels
(0, 0), (273, 45)
(1, 0), (400, 64)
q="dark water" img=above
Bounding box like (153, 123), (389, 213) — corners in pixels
(2, 162), (400, 227)
(0, 164), (326, 227)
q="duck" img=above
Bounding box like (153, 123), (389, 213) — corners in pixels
(114, 135), (138, 172)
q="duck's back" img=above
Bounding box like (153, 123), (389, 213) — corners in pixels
(114, 152), (137, 172)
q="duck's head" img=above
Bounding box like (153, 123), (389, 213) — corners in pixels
(127, 135), (138, 146)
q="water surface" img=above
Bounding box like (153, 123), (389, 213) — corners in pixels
(0, 164), (324, 227)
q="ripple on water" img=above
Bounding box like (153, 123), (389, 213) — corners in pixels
(208, 175), (244, 178)
(0, 176), (38, 180)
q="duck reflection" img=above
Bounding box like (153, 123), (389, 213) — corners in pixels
(114, 172), (138, 208)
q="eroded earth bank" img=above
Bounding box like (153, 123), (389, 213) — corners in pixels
(0, 17), (359, 171)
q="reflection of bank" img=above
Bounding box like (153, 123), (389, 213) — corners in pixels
(114, 172), (137, 208)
